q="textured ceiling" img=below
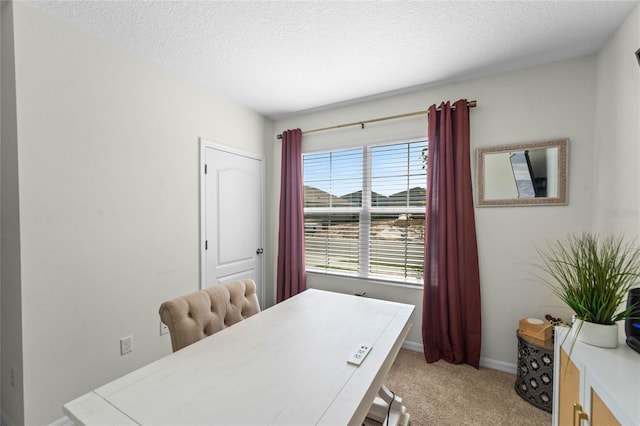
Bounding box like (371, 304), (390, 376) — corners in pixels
(28, 0), (639, 119)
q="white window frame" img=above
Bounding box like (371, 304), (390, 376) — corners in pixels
(303, 137), (426, 287)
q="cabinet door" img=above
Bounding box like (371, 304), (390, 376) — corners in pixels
(590, 389), (621, 426)
(558, 349), (581, 426)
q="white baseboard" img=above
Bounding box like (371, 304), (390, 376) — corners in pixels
(401, 340), (517, 374)
(480, 357), (517, 374)
(401, 340), (423, 352)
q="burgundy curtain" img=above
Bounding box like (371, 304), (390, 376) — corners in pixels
(422, 99), (482, 368)
(276, 129), (307, 303)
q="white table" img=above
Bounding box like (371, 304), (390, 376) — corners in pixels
(64, 289), (415, 425)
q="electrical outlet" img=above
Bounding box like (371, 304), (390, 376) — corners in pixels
(120, 335), (133, 355)
(160, 322), (169, 336)
(347, 344), (372, 366)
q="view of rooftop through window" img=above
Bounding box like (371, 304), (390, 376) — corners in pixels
(303, 142), (427, 205)
(302, 140), (427, 285)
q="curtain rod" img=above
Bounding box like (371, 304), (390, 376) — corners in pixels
(276, 100), (477, 140)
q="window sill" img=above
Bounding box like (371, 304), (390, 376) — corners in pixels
(306, 270), (424, 291)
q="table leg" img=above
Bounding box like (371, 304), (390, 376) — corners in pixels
(367, 384), (410, 425)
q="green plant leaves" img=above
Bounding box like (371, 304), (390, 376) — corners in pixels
(536, 232), (640, 325)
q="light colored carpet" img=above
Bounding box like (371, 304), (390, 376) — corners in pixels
(370, 349), (552, 426)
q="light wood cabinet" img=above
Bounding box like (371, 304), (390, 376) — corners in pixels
(590, 389), (620, 426)
(557, 349), (581, 426)
(553, 328), (638, 426)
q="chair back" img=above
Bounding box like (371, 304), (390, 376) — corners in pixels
(159, 279), (260, 352)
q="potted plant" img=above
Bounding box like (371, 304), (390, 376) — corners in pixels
(537, 232), (640, 348)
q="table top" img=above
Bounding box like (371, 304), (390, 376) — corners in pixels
(516, 329), (554, 351)
(64, 289), (414, 426)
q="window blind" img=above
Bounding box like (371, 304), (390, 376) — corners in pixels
(303, 140), (426, 285)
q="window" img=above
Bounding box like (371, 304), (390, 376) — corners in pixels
(303, 140), (426, 285)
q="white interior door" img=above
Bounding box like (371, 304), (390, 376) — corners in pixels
(200, 139), (264, 305)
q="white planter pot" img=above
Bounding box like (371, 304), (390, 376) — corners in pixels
(571, 318), (619, 348)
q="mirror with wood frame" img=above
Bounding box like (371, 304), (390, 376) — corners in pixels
(477, 139), (568, 207)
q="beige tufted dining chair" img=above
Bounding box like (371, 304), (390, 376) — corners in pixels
(159, 279), (261, 352)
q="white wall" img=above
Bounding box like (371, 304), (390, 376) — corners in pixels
(593, 5), (640, 235)
(484, 152), (518, 199)
(592, 4), (640, 342)
(4, 3), (271, 424)
(1, 3), (25, 425)
(271, 56), (598, 368)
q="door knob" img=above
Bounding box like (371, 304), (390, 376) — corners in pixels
(256, 248), (264, 254)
